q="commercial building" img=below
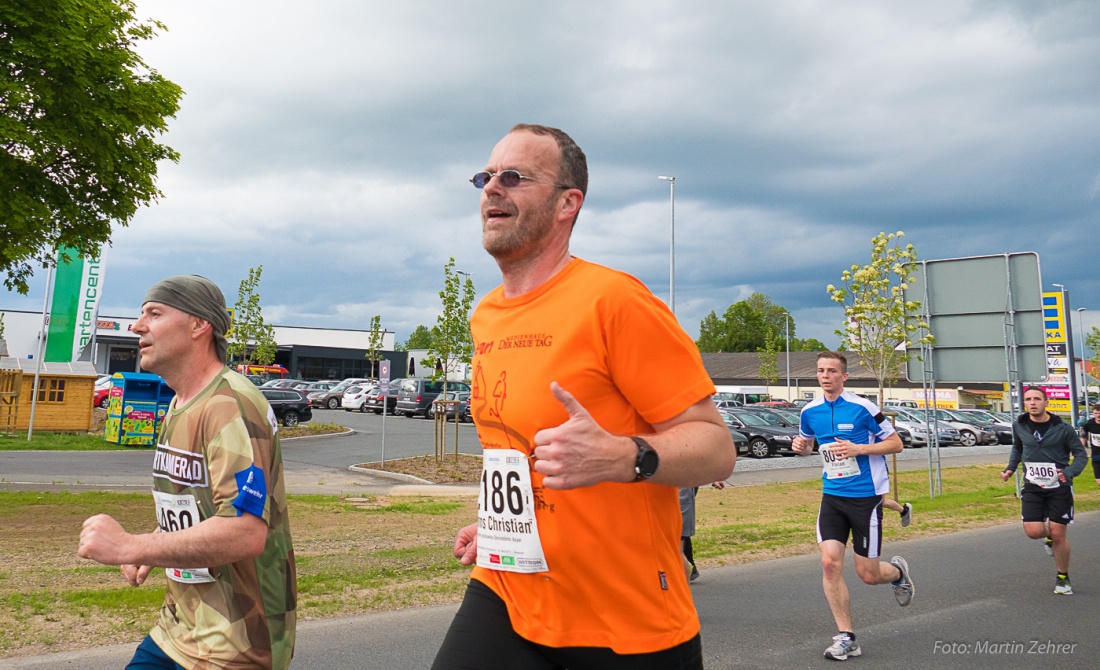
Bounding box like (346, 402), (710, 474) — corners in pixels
(0, 309), (405, 382)
(701, 351), (1010, 411)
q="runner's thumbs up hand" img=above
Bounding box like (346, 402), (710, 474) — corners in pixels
(532, 382), (635, 490)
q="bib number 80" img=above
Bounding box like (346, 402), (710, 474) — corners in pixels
(482, 470), (524, 515)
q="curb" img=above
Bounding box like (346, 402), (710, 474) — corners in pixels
(281, 428), (355, 442)
(349, 465), (434, 485)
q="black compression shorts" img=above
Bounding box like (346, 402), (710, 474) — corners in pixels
(816, 493), (884, 558)
(430, 580), (703, 670)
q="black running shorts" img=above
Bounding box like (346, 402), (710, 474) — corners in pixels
(816, 493), (883, 558)
(1021, 483), (1074, 525)
(431, 580), (703, 670)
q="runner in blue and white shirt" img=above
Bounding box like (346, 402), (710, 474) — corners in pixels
(791, 351), (913, 661)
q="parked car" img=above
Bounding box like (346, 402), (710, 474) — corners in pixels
(931, 408), (999, 446)
(951, 409), (1014, 444)
(342, 384), (377, 411)
(92, 376), (113, 408)
(304, 381), (338, 393)
(309, 382), (356, 409)
(719, 409), (799, 458)
(260, 388), (313, 427)
(742, 406), (799, 429)
(362, 386), (400, 414)
(396, 378), (471, 418)
(429, 391), (471, 421)
(727, 428), (750, 454)
(713, 399), (743, 411)
(261, 378), (307, 389)
(891, 408), (967, 446)
(886, 414), (932, 447)
(752, 400), (795, 408)
(883, 399), (920, 409)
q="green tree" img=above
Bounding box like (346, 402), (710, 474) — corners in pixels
(365, 314), (383, 377)
(696, 292), (794, 352)
(757, 327), (781, 386)
(792, 337), (828, 352)
(826, 231), (934, 403)
(424, 258), (476, 382)
(399, 325), (434, 352)
(1086, 326), (1100, 383)
(1, 0), (182, 294)
(227, 266), (277, 367)
(696, 311), (726, 352)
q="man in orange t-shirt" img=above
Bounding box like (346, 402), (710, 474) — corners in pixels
(430, 124), (735, 670)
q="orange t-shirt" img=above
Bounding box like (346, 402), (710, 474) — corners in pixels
(468, 258), (716, 653)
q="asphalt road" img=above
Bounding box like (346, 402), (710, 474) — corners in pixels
(0, 409), (482, 494)
(5, 512), (1097, 669)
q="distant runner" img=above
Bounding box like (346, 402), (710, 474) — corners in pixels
(1000, 386), (1087, 595)
(1079, 404), (1100, 488)
(792, 351), (913, 661)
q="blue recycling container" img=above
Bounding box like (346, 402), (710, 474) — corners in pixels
(104, 372), (176, 446)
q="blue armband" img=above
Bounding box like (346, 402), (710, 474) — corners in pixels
(233, 465), (268, 518)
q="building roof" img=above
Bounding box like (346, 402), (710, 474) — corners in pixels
(700, 351), (894, 383)
(700, 351), (1004, 390)
(0, 358), (99, 377)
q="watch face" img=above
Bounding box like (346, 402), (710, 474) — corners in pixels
(639, 448), (659, 477)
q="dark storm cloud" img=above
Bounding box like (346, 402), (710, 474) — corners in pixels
(4, 0), (1098, 349)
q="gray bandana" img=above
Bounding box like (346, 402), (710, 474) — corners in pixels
(143, 275), (230, 362)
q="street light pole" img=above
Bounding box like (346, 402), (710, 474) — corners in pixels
(1078, 307), (1087, 406)
(657, 176), (675, 315)
(784, 311), (791, 402)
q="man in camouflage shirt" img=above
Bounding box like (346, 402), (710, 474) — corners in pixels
(79, 275), (296, 670)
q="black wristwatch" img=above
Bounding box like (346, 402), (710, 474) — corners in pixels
(630, 436), (660, 481)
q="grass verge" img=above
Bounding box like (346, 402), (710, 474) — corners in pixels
(0, 465), (1096, 659)
(0, 421), (347, 451)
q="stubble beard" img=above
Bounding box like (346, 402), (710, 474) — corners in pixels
(482, 193), (558, 263)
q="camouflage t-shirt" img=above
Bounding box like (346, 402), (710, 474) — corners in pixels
(148, 368), (296, 670)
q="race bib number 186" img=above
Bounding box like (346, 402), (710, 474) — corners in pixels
(476, 450), (548, 574)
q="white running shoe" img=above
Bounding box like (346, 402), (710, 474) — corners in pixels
(824, 634), (861, 661)
(1055, 576), (1073, 595)
(891, 556), (914, 607)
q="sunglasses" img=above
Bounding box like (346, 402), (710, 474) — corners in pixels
(470, 170), (569, 190)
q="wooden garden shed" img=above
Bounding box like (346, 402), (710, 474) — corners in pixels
(0, 358), (99, 433)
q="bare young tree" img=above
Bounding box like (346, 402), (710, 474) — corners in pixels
(227, 266), (277, 367)
(424, 257), (476, 382)
(365, 314), (383, 378)
(827, 231), (934, 403)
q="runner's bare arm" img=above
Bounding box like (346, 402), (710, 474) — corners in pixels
(79, 512), (267, 568)
(833, 434), (903, 458)
(532, 382), (735, 490)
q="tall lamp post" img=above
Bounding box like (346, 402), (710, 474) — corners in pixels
(1078, 307), (1087, 407)
(657, 176), (675, 315)
(783, 311), (791, 402)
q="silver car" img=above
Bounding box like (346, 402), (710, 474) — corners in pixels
(893, 408), (989, 446)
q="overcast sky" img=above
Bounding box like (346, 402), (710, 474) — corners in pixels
(4, 0), (1100, 353)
